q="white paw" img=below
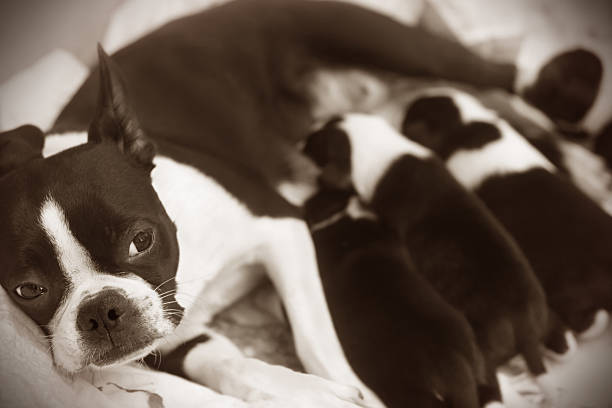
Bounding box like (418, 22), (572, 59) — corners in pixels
(579, 310), (610, 340)
(544, 331), (578, 363)
(483, 401), (506, 408)
(234, 359), (372, 408)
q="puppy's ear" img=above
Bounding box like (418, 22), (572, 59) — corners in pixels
(89, 44), (155, 171)
(0, 125), (44, 177)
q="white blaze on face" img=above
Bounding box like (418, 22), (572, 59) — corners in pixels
(405, 86), (499, 123)
(39, 196), (173, 373)
(40, 198), (97, 282)
(338, 113), (431, 202)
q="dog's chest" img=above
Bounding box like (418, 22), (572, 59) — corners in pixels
(151, 156), (264, 308)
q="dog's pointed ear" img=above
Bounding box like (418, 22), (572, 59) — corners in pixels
(0, 125), (44, 177)
(89, 44), (155, 171)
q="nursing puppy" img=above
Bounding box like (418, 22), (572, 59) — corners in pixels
(302, 184), (484, 408)
(306, 115), (549, 405)
(401, 88), (612, 340)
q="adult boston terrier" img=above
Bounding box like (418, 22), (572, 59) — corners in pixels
(0, 0), (593, 406)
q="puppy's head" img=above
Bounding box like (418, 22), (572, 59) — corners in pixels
(304, 117), (353, 192)
(403, 92), (515, 164)
(0, 46), (181, 373)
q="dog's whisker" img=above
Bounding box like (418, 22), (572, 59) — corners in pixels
(154, 276), (177, 292)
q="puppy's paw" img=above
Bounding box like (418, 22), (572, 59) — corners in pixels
(579, 310), (610, 340)
(544, 330), (578, 363)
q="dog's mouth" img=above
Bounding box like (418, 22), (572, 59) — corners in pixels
(50, 282), (179, 373)
(85, 331), (163, 368)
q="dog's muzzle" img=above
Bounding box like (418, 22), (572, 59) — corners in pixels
(76, 289), (160, 366)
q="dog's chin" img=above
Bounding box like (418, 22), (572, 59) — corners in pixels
(88, 337), (163, 369)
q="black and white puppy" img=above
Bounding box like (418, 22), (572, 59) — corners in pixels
(307, 114), (551, 405)
(302, 165), (485, 407)
(402, 88), (612, 340)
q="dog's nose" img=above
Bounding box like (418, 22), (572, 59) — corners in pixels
(76, 289), (133, 334)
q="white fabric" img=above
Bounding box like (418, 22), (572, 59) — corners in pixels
(0, 49), (88, 132)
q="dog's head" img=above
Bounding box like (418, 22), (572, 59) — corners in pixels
(0, 46), (181, 373)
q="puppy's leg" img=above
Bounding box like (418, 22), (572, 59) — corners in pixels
(150, 328), (369, 407)
(256, 216), (383, 407)
(543, 309), (578, 361)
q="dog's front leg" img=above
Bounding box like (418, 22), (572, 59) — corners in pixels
(152, 328), (369, 407)
(256, 217), (384, 407)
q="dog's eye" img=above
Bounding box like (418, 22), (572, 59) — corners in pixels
(129, 230), (154, 256)
(15, 283), (48, 299)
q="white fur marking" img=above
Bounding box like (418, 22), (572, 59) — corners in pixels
(446, 119), (554, 190)
(338, 113), (431, 202)
(277, 180), (317, 207)
(40, 196), (173, 372)
(345, 196), (377, 221)
(484, 402), (506, 408)
(151, 156), (264, 312)
(544, 331), (578, 363)
(448, 90), (499, 123)
(404, 86), (499, 123)
(579, 310), (610, 340)
(40, 197), (97, 284)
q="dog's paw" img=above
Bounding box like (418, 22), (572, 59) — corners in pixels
(225, 358), (372, 408)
